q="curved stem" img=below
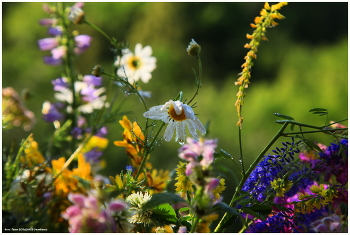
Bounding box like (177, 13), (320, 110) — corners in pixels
(238, 127), (245, 173)
(85, 20), (115, 46)
(187, 54), (202, 106)
(190, 215), (200, 233)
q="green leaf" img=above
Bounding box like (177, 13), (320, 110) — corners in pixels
(247, 204), (272, 216)
(151, 203), (178, 224)
(309, 108), (328, 112)
(274, 113), (295, 120)
(230, 192), (250, 204)
(143, 192), (187, 210)
(178, 207), (190, 213)
(238, 198), (251, 206)
(212, 202), (239, 216)
(309, 108), (328, 116)
(303, 139), (323, 152)
(241, 207), (266, 221)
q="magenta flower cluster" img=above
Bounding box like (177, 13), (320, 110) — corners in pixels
(62, 192), (129, 233)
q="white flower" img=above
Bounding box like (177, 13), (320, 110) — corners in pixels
(115, 43), (156, 84)
(125, 192), (152, 224)
(143, 100), (206, 142)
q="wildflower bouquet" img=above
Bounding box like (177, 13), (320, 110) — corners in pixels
(2, 2), (348, 233)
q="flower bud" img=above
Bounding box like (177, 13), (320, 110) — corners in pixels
(92, 65), (104, 77)
(68, 6), (85, 24)
(186, 39), (201, 56)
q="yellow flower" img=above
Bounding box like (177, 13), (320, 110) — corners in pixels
(114, 116), (146, 168)
(146, 168), (171, 194)
(51, 155), (92, 197)
(270, 178), (293, 197)
(197, 213), (219, 233)
(212, 178), (226, 200)
(20, 135), (45, 168)
(174, 162), (194, 198)
(82, 135), (108, 153)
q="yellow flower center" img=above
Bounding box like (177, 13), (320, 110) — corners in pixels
(128, 56), (141, 69)
(168, 104), (187, 121)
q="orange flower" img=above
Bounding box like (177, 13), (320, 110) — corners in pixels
(114, 116), (146, 168)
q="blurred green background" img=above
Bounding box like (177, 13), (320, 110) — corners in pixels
(2, 2), (348, 226)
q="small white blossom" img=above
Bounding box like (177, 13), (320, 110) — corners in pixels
(143, 100), (206, 142)
(186, 39), (201, 56)
(115, 43), (156, 84)
(126, 192), (152, 224)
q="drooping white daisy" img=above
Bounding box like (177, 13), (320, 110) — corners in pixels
(143, 100), (206, 142)
(115, 43), (156, 84)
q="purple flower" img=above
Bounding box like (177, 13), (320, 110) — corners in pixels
(205, 178), (220, 199)
(74, 35), (92, 55)
(81, 85), (99, 102)
(38, 38), (59, 51)
(43, 56), (62, 65)
(52, 77), (69, 91)
(51, 46), (67, 59)
(47, 26), (63, 36)
(83, 75), (102, 86)
(96, 126), (108, 137)
(38, 18), (58, 26)
(84, 148), (103, 164)
(42, 101), (65, 122)
(71, 127), (83, 139)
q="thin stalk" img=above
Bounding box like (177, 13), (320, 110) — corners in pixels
(135, 122), (165, 180)
(238, 127), (245, 173)
(187, 54), (202, 106)
(214, 121), (290, 232)
(85, 20), (115, 46)
(190, 215), (200, 233)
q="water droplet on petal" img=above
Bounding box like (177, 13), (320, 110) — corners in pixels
(178, 139), (185, 145)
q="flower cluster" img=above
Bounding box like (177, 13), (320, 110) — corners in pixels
(38, 3), (92, 65)
(2, 87), (35, 131)
(62, 192), (132, 232)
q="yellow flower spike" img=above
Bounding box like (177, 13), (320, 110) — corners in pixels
(174, 162), (194, 198)
(234, 2), (287, 127)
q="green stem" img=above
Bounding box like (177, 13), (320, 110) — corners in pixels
(214, 121), (290, 232)
(134, 122), (165, 180)
(190, 215), (200, 233)
(85, 20), (115, 46)
(58, 2), (78, 153)
(187, 54), (202, 105)
(238, 127), (245, 172)
(283, 127), (347, 135)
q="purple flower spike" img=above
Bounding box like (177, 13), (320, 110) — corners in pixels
(85, 149), (103, 164)
(61, 205), (82, 220)
(83, 75), (102, 86)
(38, 38), (59, 51)
(43, 56), (62, 65)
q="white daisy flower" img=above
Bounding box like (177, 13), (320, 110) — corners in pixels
(115, 43), (156, 84)
(143, 100), (206, 142)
